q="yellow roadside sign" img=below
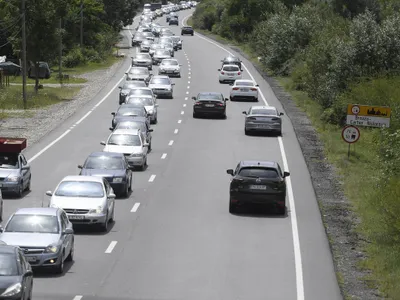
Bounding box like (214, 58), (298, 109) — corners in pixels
(347, 104), (391, 118)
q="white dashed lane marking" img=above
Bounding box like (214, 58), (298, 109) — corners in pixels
(131, 203), (140, 212)
(105, 241), (117, 254)
(181, 111), (184, 115)
(174, 129), (179, 134)
(161, 153), (167, 159)
(168, 140), (174, 146)
(178, 120), (182, 124)
(185, 97), (188, 100)
(183, 104), (187, 107)
(186, 91), (189, 94)
(148, 175), (156, 182)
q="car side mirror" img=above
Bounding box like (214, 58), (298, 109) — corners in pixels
(21, 165), (29, 170)
(111, 112), (115, 116)
(191, 96), (196, 100)
(63, 228), (74, 235)
(283, 171), (290, 177)
(171, 83), (175, 85)
(24, 270), (33, 277)
(109, 127), (113, 131)
(179, 64), (182, 66)
(242, 111), (247, 115)
(280, 112), (284, 116)
(77, 165), (83, 169)
(100, 141), (106, 145)
(226, 169), (234, 176)
(45, 190), (53, 196)
(229, 83), (233, 86)
(125, 72), (128, 75)
(148, 129), (154, 132)
(118, 86), (122, 89)
(225, 98), (229, 101)
(109, 193), (116, 199)
(0, 226), (4, 233)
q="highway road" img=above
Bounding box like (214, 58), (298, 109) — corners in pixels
(1, 8), (342, 300)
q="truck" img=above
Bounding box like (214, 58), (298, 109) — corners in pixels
(0, 137), (32, 197)
(151, 2), (162, 11)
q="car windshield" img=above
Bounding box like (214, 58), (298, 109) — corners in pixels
(117, 107), (145, 116)
(129, 68), (148, 75)
(142, 40), (152, 45)
(0, 154), (19, 169)
(126, 97), (153, 105)
(236, 81), (254, 86)
(116, 122), (145, 131)
(239, 167), (279, 178)
(123, 82), (146, 88)
(161, 60), (178, 66)
(5, 214), (59, 233)
(198, 93), (222, 100)
(223, 66), (239, 71)
(251, 109), (276, 115)
(84, 156), (124, 170)
(155, 50), (170, 56)
(128, 89), (152, 96)
(55, 181), (104, 198)
(0, 254), (18, 276)
(108, 134), (141, 146)
(150, 78), (170, 85)
(135, 54), (149, 60)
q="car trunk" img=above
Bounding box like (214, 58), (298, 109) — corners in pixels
(195, 100), (224, 110)
(246, 114), (281, 124)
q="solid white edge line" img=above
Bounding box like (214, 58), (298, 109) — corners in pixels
(73, 296), (83, 300)
(27, 130), (71, 163)
(131, 203), (140, 212)
(148, 174), (156, 182)
(105, 241), (117, 253)
(168, 140), (174, 146)
(181, 13), (305, 300)
(161, 153), (167, 159)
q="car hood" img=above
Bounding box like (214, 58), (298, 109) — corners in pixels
(149, 84), (171, 89)
(0, 232), (60, 248)
(103, 145), (143, 155)
(127, 74), (148, 80)
(144, 105), (154, 112)
(50, 195), (105, 209)
(0, 169), (19, 178)
(80, 169), (126, 177)
(154, 54), (170, 59)
(0, 276), (21, 292)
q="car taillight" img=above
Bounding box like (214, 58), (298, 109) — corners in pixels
(221, 71), (225, 74)
(238, 72), (241, 75)
(232, 87), (239, 90)
(250, 88), (257, 91)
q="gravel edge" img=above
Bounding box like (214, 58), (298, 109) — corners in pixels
(194, 32), (382, 299)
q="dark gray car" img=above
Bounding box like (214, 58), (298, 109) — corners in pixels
(125, 67), (152, 84)
(111, 104), (150, 128)
(243, 106), (284, 136)
(78, 152), (132, 198)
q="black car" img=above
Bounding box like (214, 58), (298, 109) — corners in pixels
(111, 118), (153, 150)
(118, 82), (147, 104)
(181, 26), (194, 35)
(192, 92), (229, 118)
(226, 161), (290, 214)
(221, 56), (242, 71)
(169, 17), (179, 25)
(78, 152), (132, 197)
(111, 104), (150, 128)
(0, 245), (33, 300)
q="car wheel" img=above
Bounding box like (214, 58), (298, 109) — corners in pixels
(128, 176), (132, 191)
(141, 158), (147, 171)
(277, 130), (282, 136)
(229, 201), (236, 214)
(66, 240), (74, 262)
(54, 254), (64, 274)
(222, 112), (227, 119)
(25, 176), (31, 191)
(100, 212), (109, 232)
(191, 33), (194, 36)
(148, 141), (152, 151)
(178, 73), (181, 78)
(16, 182), (23, 198)
(0, 204), (3, 222)
(122, 182), (129, 198)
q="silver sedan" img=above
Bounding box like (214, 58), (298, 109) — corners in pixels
(132, 53), (153, 70)
(243, 106), (284, 136)
(148, 75), (175, 99)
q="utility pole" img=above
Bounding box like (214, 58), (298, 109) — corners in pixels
(21, 0), (27, 109)
(58, 17), (63, 85)
(80, 0), (83, 47)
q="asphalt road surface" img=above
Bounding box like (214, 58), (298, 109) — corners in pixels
(1, 9), (342, 300)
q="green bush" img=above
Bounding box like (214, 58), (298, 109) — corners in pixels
(63, 47), (87, 68)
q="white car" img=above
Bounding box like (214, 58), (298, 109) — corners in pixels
(101, 129), (149, 170)
(218, 64), (242, 83)
(229, 79), (259, 101)
(125, 95), (159, 124)
(46, 175), (116, 232)
(158, 59), (181, 77)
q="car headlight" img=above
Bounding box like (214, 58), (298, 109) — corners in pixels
(89, 206), (103, 214)
(147, 109), (154, 114)
(1, 283), (22, 297)
(44, 245), (59, 253)
(113, 177), (123, 183)
(5, 176), (20, 182)
(130, 153), (143, 157)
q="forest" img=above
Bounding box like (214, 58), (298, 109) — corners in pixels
(191, 0), (400, 297)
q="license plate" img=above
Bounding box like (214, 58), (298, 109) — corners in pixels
(166, 70), (173, 73)
(68, 215), (85, 220)
(26, 256), (37, 262)
(240, 88), (249, 92)
(250, 185), (266, 190)
(205, 104), (214, 107)
(257, 124), (270, 128)
(228, 73), (234, 76)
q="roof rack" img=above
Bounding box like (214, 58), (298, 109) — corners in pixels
(0, 137), (27, 153)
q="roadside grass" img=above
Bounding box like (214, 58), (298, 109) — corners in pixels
(7, 55), (122, 85)
(0, 85), (81, 111)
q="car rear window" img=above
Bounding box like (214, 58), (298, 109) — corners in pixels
(238, 167), (279, 178)
(236, 81), (254, 86)
(251, 109), (277, 115)
(223, 66), (239, 71)
(198, 93), (222, 100)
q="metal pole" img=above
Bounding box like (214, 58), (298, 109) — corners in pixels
(347, 143), (350, 159)
(80, 0), (83, 46)
(21, 0), (27, 108)
(58, 17), (63, 84)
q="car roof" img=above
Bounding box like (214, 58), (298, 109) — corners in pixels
(151, 75), (170, 79)
(128, 87), (152, 91)
(112, 128), (141, 135)
(130, 67), (148, 70)
(62, 175), (104, 183)
(239, 161), (278, 168)
(88, 151), (124, 158)
(15, 207), (59, 216)
(250, 106), (277, 110)
(115, 116), (147, 122)
(0, 245), (18, 254)
(198, 92), (221, 95)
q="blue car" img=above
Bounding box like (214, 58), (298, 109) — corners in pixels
(78, 152), (132, 198)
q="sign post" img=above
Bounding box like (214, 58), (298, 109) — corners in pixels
(342, 125), (360, 158)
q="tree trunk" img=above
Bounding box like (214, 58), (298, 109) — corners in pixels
(34, 61), (39, 93)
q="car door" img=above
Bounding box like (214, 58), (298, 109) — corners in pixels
(17, 250), (33, 299)
(19, 154), (30, 186)
(61, 211), (73, 257)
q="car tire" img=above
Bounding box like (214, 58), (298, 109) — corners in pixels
(277, 130), (282, 136)
(177, 73), (181, 78)
(100, 212), (109, 232)
(0, 204), (3, 222)
(16, 181), (23, 198)
(191, 33), (194, 36)
(122, 182), (129, 198)
(66, 241), (74, 262)
(222, 112), (227, 119)
(230, 96), (234, 101)
(128, 176), (132, 191)
(54, 254), (64, 274)
(25, 176), (31, 191)
(229, 201), (236, 214)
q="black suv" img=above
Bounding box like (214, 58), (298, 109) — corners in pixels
(226, 161), (290, 214)
(221, 56), (242, 71)
(181, 26), (194, 36)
